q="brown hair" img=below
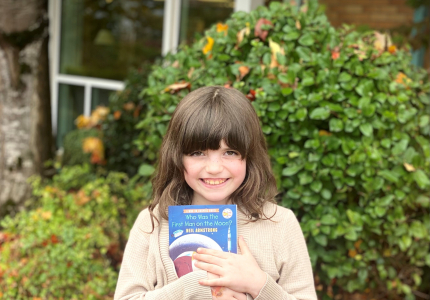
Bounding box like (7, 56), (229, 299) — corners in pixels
(148, 86), (277, 230)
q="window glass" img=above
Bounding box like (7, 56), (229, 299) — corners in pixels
(59, 0), (164, 81)
(179, 0), (234, 45)
(91, 87), (116, 110)
(56, 84), (85, 148)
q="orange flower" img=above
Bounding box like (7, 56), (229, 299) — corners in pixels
(202, 36), (214, 55)
(75, 115), (90, 129)
(388, 45), (397, 54)
(395, 72), (412, 86)
(114, 110), (122, 120)
(82, 137), (105, 164)
(331, 50), (340, 60)
(216, 23), (228, 35)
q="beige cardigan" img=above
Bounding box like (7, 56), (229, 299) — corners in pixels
(114, 202), (317, 300)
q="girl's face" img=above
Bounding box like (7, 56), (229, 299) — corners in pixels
(183, 140), (246, 205)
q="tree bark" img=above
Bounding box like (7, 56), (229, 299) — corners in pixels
(0, 0), (53, 212)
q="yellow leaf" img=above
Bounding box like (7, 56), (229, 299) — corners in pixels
(268, 38), (284, 68)
(202, 36), (214, 55)
(403, 162), (416, 172)
(295, 20), (301, 30)
(383, 249), (391, 257)
(41, 211), (52, 220)
(319, 130), (332, 136)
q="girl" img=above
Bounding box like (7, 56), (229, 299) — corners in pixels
(114, 86), (317, 300)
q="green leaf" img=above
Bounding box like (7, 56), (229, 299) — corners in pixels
(295, 108), (308, 121)
(138, 164), (155, 176)
(310, 107), (330, 120)
(281, 87), (293, 95)
(329, 119), (343, 132)
(314, 234), (327, 246)
(262, 125), (272, 134)
(282, 165), (303, 176)
(419, 115), (429, 128)
(321, 189), (332, 200)
(296, 46), (311, 61)
(321, 214), (337, 225)
(413, 170), (430, 189)
(298, 33), (314, 46)
(346, 209), (361, 224)
(299, 172), (313, 185)
(378, 170), (399, 183)
(338, 72), (352, 82)
(359, 123), (373, 137)
(278, 73), (289, 84)
(284, 31), (300, 40)
(311, 181), (322, 193)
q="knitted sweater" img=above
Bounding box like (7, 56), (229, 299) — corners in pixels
(114, 202), (317, 300)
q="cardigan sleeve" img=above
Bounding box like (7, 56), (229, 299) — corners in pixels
(114, 220), (213, 300)
(248, 209), (317, 300)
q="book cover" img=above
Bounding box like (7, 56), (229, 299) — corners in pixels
(168, 205), (237, 278)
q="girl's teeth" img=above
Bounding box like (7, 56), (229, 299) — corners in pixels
(204, 179), (226, 185)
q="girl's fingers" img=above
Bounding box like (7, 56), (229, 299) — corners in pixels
(193, 253), (224, 266)
(195, 261), (224, 275)
(199, 277), (224, 287)
(197, 247), (230, 258)
(238, 236), (250, 256)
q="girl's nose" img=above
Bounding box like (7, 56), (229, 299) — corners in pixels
(205, 159), (223, 174)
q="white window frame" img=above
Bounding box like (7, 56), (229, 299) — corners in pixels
(48, 0), (263, 136)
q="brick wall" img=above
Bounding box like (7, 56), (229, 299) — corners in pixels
(318, 0), (415, 29)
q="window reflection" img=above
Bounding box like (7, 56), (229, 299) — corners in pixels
(60, 0), (164, 80)
(57, 84), (85, 148)
(179, 0), (234, 45)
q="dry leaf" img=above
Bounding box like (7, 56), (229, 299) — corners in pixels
(187, 67), (195, 79)
(254, 18), (273, 41)
(354, 239), (362, 249)
(295, 20), (301, 30)
(348, 249), (357, 258)
(172, 60), (180, 68)
(403, 162), (416, 172)
(164, 81), (191, 94)
(123, 102), (135, 111)
(239, 66), (250, 79)
(373, 31), (392, 52)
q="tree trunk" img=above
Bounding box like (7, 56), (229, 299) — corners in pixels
(0, 0), (53, 214)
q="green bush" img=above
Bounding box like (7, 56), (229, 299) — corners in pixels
(0, 165), (151, 299)
(62, 128), (100, 166)
(131, 1), (430, 298)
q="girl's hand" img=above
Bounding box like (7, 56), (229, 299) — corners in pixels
(208, 272), (246, 300)
(194, 236), (266, 299)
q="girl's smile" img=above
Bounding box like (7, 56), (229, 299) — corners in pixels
(183, 140), (246, 205)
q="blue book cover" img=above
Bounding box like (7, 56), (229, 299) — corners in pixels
(168, 205), (237, 278)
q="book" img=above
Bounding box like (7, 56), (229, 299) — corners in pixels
(168, 204), (237, 278)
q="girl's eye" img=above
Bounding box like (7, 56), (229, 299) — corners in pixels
(225, 150), (239, 156)
(189, 151), (204, 156)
